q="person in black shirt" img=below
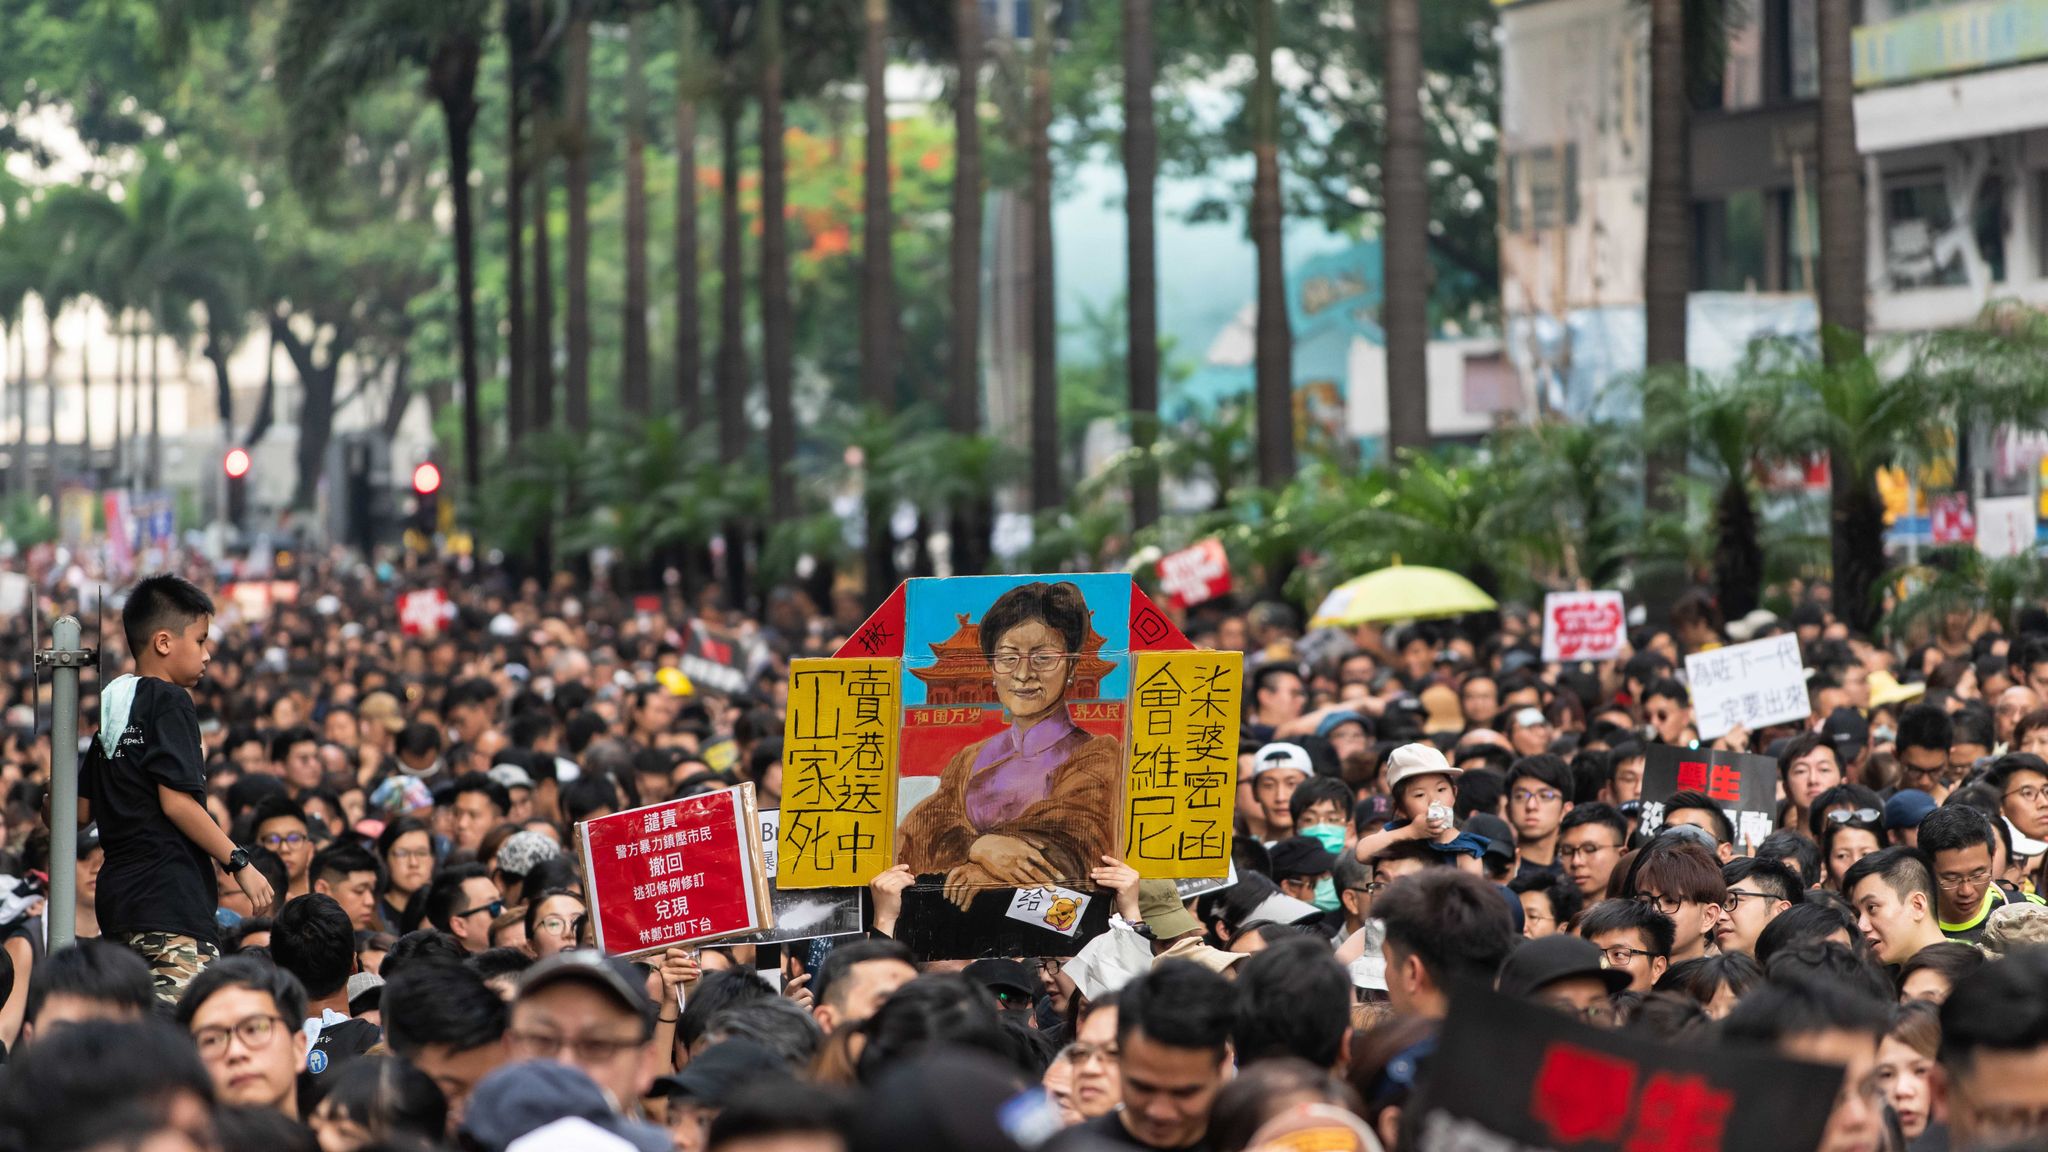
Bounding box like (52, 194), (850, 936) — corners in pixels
(81, 575), (274, 1006)
(1073, 961), (1234, 1152)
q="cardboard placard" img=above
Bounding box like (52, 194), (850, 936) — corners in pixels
(1541, 591), (1626, 663)
(580, 785), (773, 957)
(1684, 633), (1808, 739)
(779, 658), (900, 887)
(1156, 538), (1232, 610)
(1640, 744), (1779, 854)
(1411, 985), (1841, 1152)
(1123, 651), (1242, 879)
(728, 810), (866, 946)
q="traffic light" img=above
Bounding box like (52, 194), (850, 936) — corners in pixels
(223, 447), (250, 530)
(410, 461), (442, 538)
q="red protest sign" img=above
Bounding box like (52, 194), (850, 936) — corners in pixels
(398, 589), (449, 637)
(1156, 538), (1232, 610)
(579, 785), (774, 957)
(1541, 591), (1626, 663)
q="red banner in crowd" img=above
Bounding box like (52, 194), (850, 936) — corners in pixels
(398, 588), (449, 637)
(580, 785), (774, 958)
(1541, 591), (1626, 663)
(1156, 539), (1233, 610)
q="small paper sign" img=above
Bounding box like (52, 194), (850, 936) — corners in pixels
(1005, 885), (1091, 937)
(1542, 591), (1627, 663)
(1156, 538), (1233, 610)
(1685, 633), (1808, 739)
(580, 785), (774, 957)
(398, 589), (449, 638)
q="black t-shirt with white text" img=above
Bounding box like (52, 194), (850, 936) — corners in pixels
(82, 677), (219, 944)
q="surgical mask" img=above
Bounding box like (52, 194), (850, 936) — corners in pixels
(1301, 823), (1347, 856)
(1313, 876), (1342, 913)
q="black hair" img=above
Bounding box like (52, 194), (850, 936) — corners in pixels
(446, 678), (500, 711)
(174, 954), (309, 1028)
(1578, 898), (1676, 958)
(561, 773), (621, 826)
(251, 794), (310, 837)
(121, 574), (215, 657)
(1722, 856), (1801, 904)
(1662, 791), (1735, 845)
(25, 938), (155, 1028)
(223, 916), (274, 956)
(380, 960), (509, 1058)
(1641, 677), (1690, 708)
(813, 938), (915, 1012)
(1755, 829), (1822, 888)
(706, 1081), (852, 1151)
(1918, 804), (1997, 860)
(1896, 704), (1953, 755)
(1453, 769), (1503, 822)
(1984, 752), (2048, 795)
(705, 998), (825, 1068)
(1805, 783), (1885, 841)
(1505, 754), (1574, 799)
(1840, 846), (1935, 907)
(304, 1056), (447, 1149)
(466, 946), (535, 985)
(216, 1105), (319, 1152)
(745, 737), (784, 786)
(855, 975), (1009, 1084)
(267, 725), (319, 766)
(1373, 870), (1516, 990)
(1941, 947), (2048, 1078)
(1753, 901), (1857, 967)
(1232, 938), (1350, 1069)
(448, 773), (512, 818)
(1288, 776), (1353, 826)
(1559, 802), (1629, 846)
(1774, 732), (1838, 787)
(396, 722), (442, 760)
(378, 930), (470, 982)
(1509, 872), (1585, 928)
(1655, 952), (1762, 1009)
(1568, 749), (1612, 804)
(1951, 704), (1995, 751)
(1900, 941), (1986, 1000)
(1721, 971), (1888, 1048)
(1765, 940), (1893, 1003)
(1118, 960), (1238, 1058)
(375, 815), (433, 862)
(311, 840), (382, 890)
(0, 1018), (216, 1151)
(978, 581), (1090, 660)
(520, 857), (582, 907)
(682, 969), (775, 1048)
(269, 894), (357, 1000)
(423, 863), (492, 934)
(1451, 743), (1515, 776)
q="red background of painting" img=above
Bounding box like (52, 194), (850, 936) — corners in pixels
(583, 791), (759, 955)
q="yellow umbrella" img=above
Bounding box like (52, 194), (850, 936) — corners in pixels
(1310, 565), (1497, 627)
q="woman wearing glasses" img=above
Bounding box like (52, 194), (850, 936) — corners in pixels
(526, 888), (588, 959)
(374, 817), (436, 935)
(897, 582), (1122, 910)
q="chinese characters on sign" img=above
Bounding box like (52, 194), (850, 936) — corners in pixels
(1541, 591), (1627, 663)
(1639, 745), (1780, 854)
(1684, 633), (1808, 739)
(1122, 651), (1243, 880)
(578, 785), (773, 957)
(779, 658), (900, 888)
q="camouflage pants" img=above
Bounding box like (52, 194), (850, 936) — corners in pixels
(115, 932), (221, 1007)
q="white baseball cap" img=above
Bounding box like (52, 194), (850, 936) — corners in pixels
(1383, 742), (1464, 791)
(1250, 742), (1315, 779)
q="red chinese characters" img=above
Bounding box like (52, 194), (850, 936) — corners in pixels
(1530, 1044), (1735, 1152)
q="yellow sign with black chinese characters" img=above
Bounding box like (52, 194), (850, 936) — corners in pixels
(778, 658), (900, 887)
(1122, 651), (1243, 880)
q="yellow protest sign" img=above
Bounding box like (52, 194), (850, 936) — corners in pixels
(779, 658), (900, 887)
(1123, 650), (1243, 879)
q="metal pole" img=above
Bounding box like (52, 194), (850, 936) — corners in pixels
(46, 616), (82, 952)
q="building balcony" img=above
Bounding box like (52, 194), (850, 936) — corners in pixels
(1855, 0), (2048, 89)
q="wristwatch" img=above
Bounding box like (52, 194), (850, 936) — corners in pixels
(1110, 913), (1156, 940)
(225, 846), (251, 874)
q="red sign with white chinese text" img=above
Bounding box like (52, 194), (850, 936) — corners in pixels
(1541, 591), (1626, 663)
(1156, 539), (1233, 610)
(579, 785), (774, 958)
(398, 588), (449, 637)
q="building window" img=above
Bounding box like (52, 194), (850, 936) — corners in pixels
(1884, 170), (2007, 289)
(1787, 0), (1818, 100)
(1695, 192), (1769, 291)
(1506, 145), (1579, 234)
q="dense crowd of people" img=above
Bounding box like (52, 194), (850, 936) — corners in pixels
(0, 558), (2047, 1152)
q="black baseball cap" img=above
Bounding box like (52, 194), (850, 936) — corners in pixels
(1496, 935), (1632, 1000)
(517, 950), (657, 1034)
(1822, 707), (1869, 760)
(651, 1038), (789, 1105)
(962, 958), (1039, 1000)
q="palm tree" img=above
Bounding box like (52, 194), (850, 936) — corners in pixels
(563, 5), (593, 433)
(278, 0), (489, 489)
(1380, 0), (1428, 456)
(1027, 0), (1059, 511)
(622, 4), (653, 415)
(1640, 368), (1788, 618)
(950, 0), (991, 574)
(530, 0), (560, 433)
(1815, 0), (1862, 360)
(1642, 0), (1689, 514)
(1125, 0), (1161, 529)
(1251, 0), (1293, 490)
(674, 1), (706, 420)
(504, 0), (531, 443)
(761, 0), (798, 521)
(861, 0), (898, 414)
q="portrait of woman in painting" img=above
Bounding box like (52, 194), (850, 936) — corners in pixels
(897, 580), (1123, 907)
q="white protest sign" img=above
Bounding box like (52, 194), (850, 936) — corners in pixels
(1005, 885), (1091, 938)
(1541, 591), (1627, 663)
(1684, 632), (1808, 740)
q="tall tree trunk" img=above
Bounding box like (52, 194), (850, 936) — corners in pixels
(949, 0), (991, 576)
(1816, 0), (1874, 629)
(861, 0), (899, 599)
(1714, 478), (1763, 621)
(716, 80), (750, 600)
(44, 314), (59, 494)
(761, 0), (798, 522)
(622, 8), (652, 415)
(1125, 0), (1160, 530)
(505, 0), (530, 446)
(1251, 0), (1294, 489)
(1643, 0), (1689, 512)
(1381, 0), (1429, 457)
(431, 39), (484, 494)
(272, 316), (351, 511)
(674, 4), (704, 421)
(1027, 0), (1058, 512)
(147, 314), (161, 489)
(245, 323), (277, 447)
(564, 11), (593, 433)
(531, 92), (558, 432)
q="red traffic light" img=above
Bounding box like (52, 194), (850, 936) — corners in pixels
(412, 462), (442, 496)
(223, 447), (251, 479)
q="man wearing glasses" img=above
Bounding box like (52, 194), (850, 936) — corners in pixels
(1987, 753), (2048, 845)
(1920, 806), (2034, 944)
(1504, 755), (1575, 881)
(174, 954), (313, 1119)
(1713, 856), (1799, 956)
(1495, 934), (1630, 1025)
(511, 951), (661, 1116)
(1556, 803), (1629, 900)
(1896, 705), (1958, 802)
(1939, 948), (2048, 1151)
(1576, 899), (1672, 992)
(252, 795), (317, 902)
(425, 863), (506, 955)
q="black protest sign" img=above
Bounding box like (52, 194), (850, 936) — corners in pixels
(1411, 986), (1840, 1152)
(1640, 744), (1779, 854)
